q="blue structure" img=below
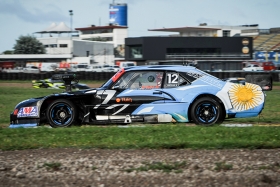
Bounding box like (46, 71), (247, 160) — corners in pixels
(255, 51), (280, 62)
(109, 3), (127, 26)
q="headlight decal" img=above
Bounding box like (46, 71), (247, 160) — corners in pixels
(17, 106), (39, 117)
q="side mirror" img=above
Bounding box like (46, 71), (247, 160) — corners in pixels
(112, 85), (120, 90)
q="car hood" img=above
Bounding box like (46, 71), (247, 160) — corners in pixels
(14, 88), (99, 109)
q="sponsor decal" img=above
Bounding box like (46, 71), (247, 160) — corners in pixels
(199, 75), (223, 89)
(187, 70), (223, 89)
(242, 38), (249, 45)
(242, 47), (249, 54)
(141, 85), (160, 89)
(148, 75), (155, 82)
(109, 8), (119, 12)
(186, 72), (203, 79)
(17, 106), (38, 117)
(116, 98), (133, 102)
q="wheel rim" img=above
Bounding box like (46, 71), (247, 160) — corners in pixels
(50, 103), (73, 126)
(196, 103), (217, 123)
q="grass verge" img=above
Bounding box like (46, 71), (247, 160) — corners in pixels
(1, 125), (280, 151)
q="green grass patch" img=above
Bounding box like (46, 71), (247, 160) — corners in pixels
(124, 161), (187, 173)
(0, 125), (280, 151)
(214, 161), (233, 171)
(0, 87), (59, 125)
(42, 162), (62, 171)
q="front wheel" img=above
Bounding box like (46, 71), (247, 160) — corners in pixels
(190, 97), (223, 126)
(47, 99), (78, 128)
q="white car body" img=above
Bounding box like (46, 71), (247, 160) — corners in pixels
(86, 65), (103, 72)
(110, 65), (120, 72)
(23, 66), (40, 73)
(2, 67), (23, 73)
(243, 64), (264, 71)
(102, 66), (115, 72)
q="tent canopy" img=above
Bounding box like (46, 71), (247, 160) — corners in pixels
(35, 22), (74, 34)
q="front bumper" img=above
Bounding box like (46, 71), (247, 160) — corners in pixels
(10, 113), (40, 128)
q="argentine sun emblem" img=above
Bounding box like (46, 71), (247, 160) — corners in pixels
(228, 83), (264, 111)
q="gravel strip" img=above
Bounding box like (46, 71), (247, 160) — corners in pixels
(0, 148), (280, 187)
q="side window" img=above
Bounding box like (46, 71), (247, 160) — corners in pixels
(164, 72), (190, 88)
(113, 71), (163, 90)
(139, 72), (163, 89)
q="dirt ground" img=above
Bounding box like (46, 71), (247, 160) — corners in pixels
(1, 148), (280, 187)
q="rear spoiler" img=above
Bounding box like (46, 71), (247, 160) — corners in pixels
(245, 74), (272, 91)
(52, 74), (79, 92)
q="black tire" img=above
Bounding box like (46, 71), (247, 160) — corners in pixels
(47, 99), (78, 128)
(190, 97), (223, 126)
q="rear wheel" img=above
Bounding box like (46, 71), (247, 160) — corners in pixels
(190, 97), (223, 126)
(47, 99), (78, 128)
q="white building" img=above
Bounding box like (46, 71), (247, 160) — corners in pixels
(75, 25), (128, 58)
(33, 22), (121, 66)
(148, 24), (260, 37)
(38, 37), (75, 54)
(34, 23), (127, 64)
(76, 25), (127, 47)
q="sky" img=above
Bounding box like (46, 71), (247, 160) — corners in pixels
(0, 0), (279, 53)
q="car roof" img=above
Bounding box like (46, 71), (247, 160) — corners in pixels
(124, 65), (196, 72)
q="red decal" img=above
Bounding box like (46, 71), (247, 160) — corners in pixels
(112, 68), (125, 82)
(13, 109), (18, 115)
(24, 107), (33, 114)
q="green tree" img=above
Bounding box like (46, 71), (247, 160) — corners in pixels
(2, 50), (14, 54)
(13, 35), (46, 54)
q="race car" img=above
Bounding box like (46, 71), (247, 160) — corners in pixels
(32, 78), (90, 90)
(10, 65), (265, 128)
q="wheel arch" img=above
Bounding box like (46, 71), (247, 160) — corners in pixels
(39, 95), (88, 124)
(188, 94), (226, 122)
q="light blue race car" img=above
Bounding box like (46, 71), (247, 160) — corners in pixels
(10, 65), (265, 128)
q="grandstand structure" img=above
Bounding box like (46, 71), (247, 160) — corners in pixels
(149, 24), (280, 53)
(250, 31), (280, 52)
(149, 24), (280, 68)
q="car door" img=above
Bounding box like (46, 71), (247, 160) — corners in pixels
(95, 71), (173, 118)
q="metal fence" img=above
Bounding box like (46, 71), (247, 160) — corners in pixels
(0, 72), (115, 81)
(0, 71), (279, 82)
(209, 71), (279, 82)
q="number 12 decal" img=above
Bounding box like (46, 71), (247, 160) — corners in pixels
(166, 73), (179, 84)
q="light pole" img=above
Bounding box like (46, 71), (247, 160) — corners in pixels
(69, 10), (73, 62)
(69, 10), (73, 40)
